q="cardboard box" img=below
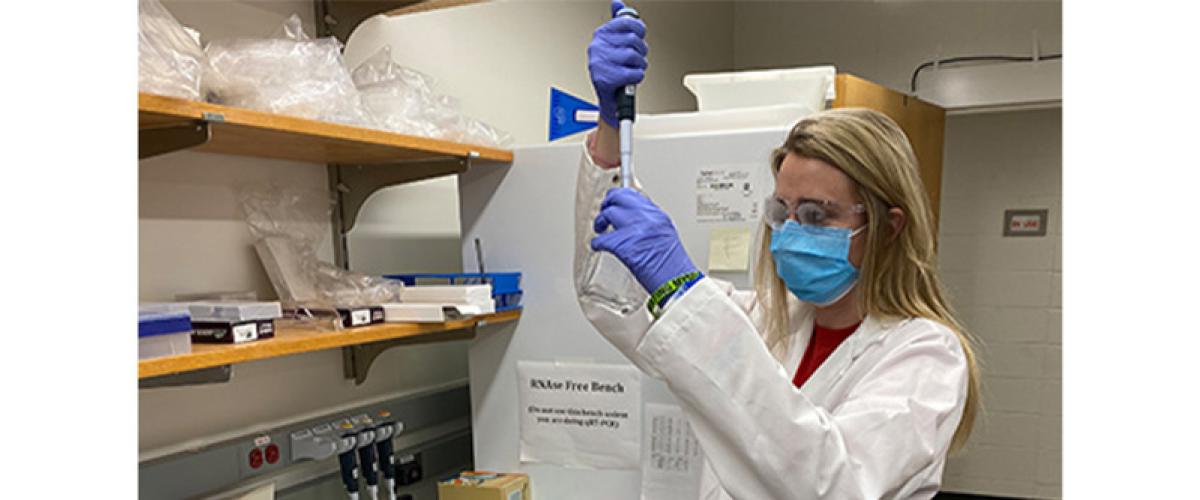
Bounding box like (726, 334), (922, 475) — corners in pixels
(438, 472), (530, 500)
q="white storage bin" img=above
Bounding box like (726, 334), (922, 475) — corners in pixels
(635, 104), (814, 138)
(138, 311), (193, 359)
(683, 66), (836, 112)
(139, 331), (192, 359)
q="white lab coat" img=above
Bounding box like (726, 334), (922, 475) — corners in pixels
(573, 140), (969, 500)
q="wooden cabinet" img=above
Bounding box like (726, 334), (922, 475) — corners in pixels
(832, 74), (946, 222)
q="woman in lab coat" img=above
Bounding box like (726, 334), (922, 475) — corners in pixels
(576, 3), (980, 499)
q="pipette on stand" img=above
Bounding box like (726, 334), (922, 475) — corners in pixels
(373, 411), (402, 500)
(352, 415), (381, 500)
(333, 419), (361, 500)
(615, 6), (640, 188)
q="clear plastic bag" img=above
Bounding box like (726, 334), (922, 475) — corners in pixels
(461, 115), (514, 148)
(138, 0), (205, 99)
(353, 46), (444, 138)
(203, 14), (377, 128)
(238, 185), (403, 314)
(351, 46), (513, 148)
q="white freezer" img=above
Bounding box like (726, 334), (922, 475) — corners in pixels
(458, 124), (792, 499)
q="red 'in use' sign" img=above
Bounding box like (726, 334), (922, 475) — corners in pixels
(1004, 209), (1049, 237)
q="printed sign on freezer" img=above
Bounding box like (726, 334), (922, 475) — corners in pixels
(696, 165), (761, 224)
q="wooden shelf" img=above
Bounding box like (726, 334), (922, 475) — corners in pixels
(138, 309), (521, 380)
(138, 92), (513, 164)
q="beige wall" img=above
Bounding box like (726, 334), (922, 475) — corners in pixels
(153, 0), (317, 43)
(347, 178), (466, 276)
(733, 0), (1061, 95)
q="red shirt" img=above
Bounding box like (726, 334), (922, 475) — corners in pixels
(792, 321), (862, 389)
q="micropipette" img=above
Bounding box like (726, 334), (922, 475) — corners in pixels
(373, 412), (402, 500)
(333, 419), (361, 500)
(353, 415), (380, 500)
(615, 5), (640, 188)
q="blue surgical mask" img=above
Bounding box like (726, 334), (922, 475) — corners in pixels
(769, 220), (866, 306)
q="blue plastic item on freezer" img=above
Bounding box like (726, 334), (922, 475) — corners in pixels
(138, 312), (193, 359)
(384, 273), (523, 312)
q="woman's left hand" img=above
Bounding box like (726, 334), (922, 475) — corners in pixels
(592, 188), (698, 294)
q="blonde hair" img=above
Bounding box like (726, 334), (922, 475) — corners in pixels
(754, 107), (980, 452)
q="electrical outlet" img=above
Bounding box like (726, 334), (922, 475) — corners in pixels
(396, 452), (423, 486)
(239, 434), (285, 477)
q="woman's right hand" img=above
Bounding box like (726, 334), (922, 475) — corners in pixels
(588, 0), (648, 129)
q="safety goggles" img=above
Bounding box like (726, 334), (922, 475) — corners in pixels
(764, 196), (866, 231)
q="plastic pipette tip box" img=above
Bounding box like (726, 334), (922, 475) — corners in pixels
(141, 301), (282, 322)
(385, 273), (522, 312)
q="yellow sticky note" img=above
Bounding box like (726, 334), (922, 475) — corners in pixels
(708, 227), (752, 271)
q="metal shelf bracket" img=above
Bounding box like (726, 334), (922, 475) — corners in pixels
(328, 155), (472, 268)
(140, 365), (233, 389)
(331, 156), (472, 233)
(342, 325), (478, 385)
(139, 121), (211, 159)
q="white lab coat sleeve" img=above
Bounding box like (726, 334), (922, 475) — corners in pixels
(635, 278), (967, 499)
(572, 133), (661, 377)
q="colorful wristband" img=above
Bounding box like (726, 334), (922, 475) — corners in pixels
(647, 271), (704, 319)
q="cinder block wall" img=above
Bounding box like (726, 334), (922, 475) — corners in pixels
(938, 108), (1062, 498)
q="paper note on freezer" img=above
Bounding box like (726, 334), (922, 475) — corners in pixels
(640, 403), (703, 500)
(707, 226), (752, 271)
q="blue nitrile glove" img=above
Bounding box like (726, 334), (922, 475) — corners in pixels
(592, 188), (698, 295)
(588, 0), (649, 128)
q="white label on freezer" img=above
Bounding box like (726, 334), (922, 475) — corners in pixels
(233, 323), (258, 343)
(517, 360), (641, 469)
(640, 403), (704, 500)
(351, 309), (371, 326)
(696, 166), (760, 224)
